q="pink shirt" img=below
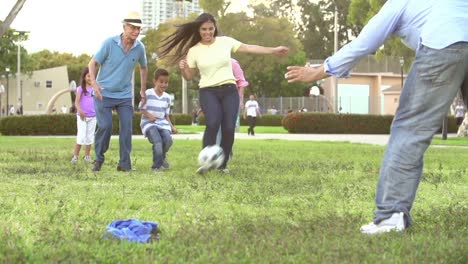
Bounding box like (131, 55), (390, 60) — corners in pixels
(231, 59), (249, 89)
(76, 86), (96, 117)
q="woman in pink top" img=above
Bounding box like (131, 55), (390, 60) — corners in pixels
(71, 67), (97, 163)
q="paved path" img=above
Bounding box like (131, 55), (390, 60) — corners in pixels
(164, 133), (392, 146)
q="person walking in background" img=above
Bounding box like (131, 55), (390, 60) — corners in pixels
(158, 12), (288, 174)
(139, 69), (178, 172)
(71, 67), (96, 164)
(285, 0), (468, 234)
(88, 11), (148, 172)
(454, 101), (466, 127)
(243, 95), (261, 136)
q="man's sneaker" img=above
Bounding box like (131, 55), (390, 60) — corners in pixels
(70, 155), (78, 164)
(360, 212), (406, 235)
(92, 161), (103, 172)
(83, 156), (92, 163)
(152, 167), (166, 173)
(162, 159), (170, 169)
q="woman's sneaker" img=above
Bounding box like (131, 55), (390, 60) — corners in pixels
(162, 159), (170, 169)
(70, 155), (78, 164)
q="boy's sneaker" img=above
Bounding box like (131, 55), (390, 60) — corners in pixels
(218, 168), (230, 174)
(152, 167), (166, 173)
(71, 156), (78, 164)
(360, 212), (406, 235)
(162, 159), (170, 169)
(83, 156), (92, 163)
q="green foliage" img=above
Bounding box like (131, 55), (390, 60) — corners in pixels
(0, 113), (192, 136)
(347, 0), (414, 68)
(0, 137), (466, 262)
(0, 28), (33, 76)
(282, 112), (460, 134)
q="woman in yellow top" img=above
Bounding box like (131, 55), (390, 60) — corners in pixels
(159, 13), (288, 174)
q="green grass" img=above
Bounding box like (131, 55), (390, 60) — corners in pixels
(432, 136), (468, 146)
(176, 125), (288, 134)
(0, 136), (466, 263)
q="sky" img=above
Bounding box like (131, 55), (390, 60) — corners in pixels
(1, 0), (250, 56)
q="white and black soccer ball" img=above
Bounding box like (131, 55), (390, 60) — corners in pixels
(198, 145), (225, 169)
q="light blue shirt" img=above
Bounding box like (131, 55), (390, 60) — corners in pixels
(325, 0), (468, 78)
(420, 0), (468, 50)
(94, 34), (147, 99)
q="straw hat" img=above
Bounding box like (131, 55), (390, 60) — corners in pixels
(122, 11), (143, 27)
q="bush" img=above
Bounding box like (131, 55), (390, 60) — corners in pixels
(0, 113), (192, 136)
(282, 112), (459, 134)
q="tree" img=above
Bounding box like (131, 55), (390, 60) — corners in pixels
(0, 28), (33, 77)
(199, 0), (231, 18)
(348, 0), (414, 68)
(0, 0), (27, 37)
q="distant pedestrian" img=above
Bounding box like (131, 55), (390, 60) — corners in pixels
(455, 101), (466, 126)
(243, 95), (261, 136)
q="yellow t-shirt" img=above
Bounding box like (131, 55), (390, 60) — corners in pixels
(187, 36), (242, 88)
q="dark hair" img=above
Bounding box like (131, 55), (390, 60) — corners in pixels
(158, 13), (218, 65)
(154, 68), (169, 80)
(80, 66), (90, 96)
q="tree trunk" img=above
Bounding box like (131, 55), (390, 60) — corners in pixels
(457, 113), (468, 137)
(0, 0), (27, 37)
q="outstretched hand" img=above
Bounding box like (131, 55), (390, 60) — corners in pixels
(285, 64), (328, 83)
(273, 46), (289, 56)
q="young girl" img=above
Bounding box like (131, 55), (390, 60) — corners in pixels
(71, 67), (96, 163)
(139, 69), (178, 172)
(158, 13), (288, 174)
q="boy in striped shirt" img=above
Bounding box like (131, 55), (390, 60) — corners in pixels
(140, 69), (178, 172)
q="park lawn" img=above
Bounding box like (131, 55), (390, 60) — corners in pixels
(0, 136), (466, 263)
(432, 136), (468, 146)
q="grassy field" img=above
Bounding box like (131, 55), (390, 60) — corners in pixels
(0, 136), (466, 263)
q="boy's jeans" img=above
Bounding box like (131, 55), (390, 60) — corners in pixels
(145, 126), (172, 169)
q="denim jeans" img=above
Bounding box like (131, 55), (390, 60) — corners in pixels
(199, 84), (239, 168)
(145, 126), (173, 169)
(94, 97), (133, 170)
(374, 42), (468, 226)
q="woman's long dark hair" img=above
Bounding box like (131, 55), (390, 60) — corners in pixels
(158, 13), (218, 65)
(80, 66), (90, 96)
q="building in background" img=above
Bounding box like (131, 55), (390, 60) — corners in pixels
(141, 0), (203, 32)
(0, 66), (71, 115)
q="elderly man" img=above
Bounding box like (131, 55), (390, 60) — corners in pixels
(286, 0), (468, 234)
(88, 11), (148, 172)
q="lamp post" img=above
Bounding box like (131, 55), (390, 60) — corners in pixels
(5, 66), (10, 116)
(14, 31), (29, 113)
(332, 5), (338, 113)
(399, 56), (404, 88)
(0, 84), (4, 117)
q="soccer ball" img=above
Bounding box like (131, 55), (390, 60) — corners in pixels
(198, 145), (225, 170)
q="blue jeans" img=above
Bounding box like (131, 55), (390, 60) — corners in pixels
(145, 126), (173, 169)
(374, 42), (468, 226)
(199, 84), (239, 168)
(94, 97), (133, 170)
